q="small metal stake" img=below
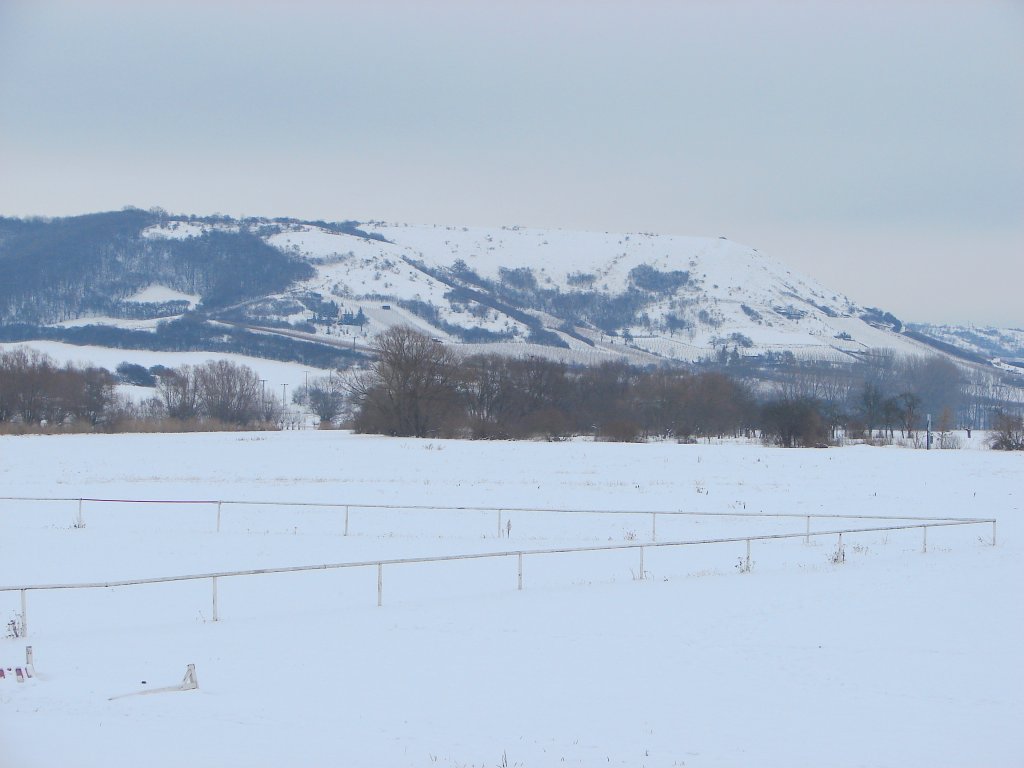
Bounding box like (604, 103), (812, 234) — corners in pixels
(211, 577), (219, 622)
(344, 505), (349, 537)
(805, 515), (810, 544)
(377, 563), (383, 607)
(992, 520), (997, 547)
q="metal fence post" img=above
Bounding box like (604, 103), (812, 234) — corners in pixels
(745, 539), (751, 571)
(992, 520), (997, 547)
(377, 563), (383, 607)
(498, 509), (503, 538)
(805, 515), (810, 544)
(20, 589), (28, 638)
(922, 526), (928, 554)
(344, 505), (350, 537)
(216, 502), (222, 534)
(211, 577), (219, 622)
(77, 498), (84, 529)
(517, 552), (523, 591)
(651, 512), (657, 542)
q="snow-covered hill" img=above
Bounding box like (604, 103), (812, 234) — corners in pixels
(143, 217), (935, 366)
(4, 210), (1013, 371)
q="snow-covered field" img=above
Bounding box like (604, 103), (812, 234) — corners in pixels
(1, 432), (1021, 767)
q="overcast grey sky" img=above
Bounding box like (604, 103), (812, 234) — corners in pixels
(1, 1), (1021, 327)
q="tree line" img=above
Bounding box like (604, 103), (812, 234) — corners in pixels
(343, 326), (1024, 448)
(0, 349), (284, 432)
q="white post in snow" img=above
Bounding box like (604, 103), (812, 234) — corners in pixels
(651, 512), (657, 542)
(745, 539), (751, 571)
(498, 509), (503, 538)
(20, 589), (27, 638)
(922, 526), (928, 554)
(216, 502), (222, 533)
(377, 563), (383, 607)
(992, 520), (997, 546)
(517, 552), (523, 591)
(211, 577), (219, 622)
(76, 498), (84, 529)
(805, 515), (811, 544)
(344, 505), (350, 536)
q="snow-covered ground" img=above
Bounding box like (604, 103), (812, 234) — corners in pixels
(0, 432), (1020, 767)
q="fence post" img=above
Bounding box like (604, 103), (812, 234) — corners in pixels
(992, 520), (997, 547)
(517, 552), (523, 591)
(377, 563), (383, 607)
(651, 512), (657, 543)
(745, 539), (751, 571)
(344, 505), (349, 537)
(76, 498), (84, 529)
(216, 502), (222, 534)
(211, 577), (219, 622)
(498, 509), (503, 538)
(805, 515), (810, 544)
(20, 589), (28, 638)
(922, 526), (928, 554)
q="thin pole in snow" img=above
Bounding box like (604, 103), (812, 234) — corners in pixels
(377, 563), (383, 607)
(517, 553), (523, 591)
(20, 589), (27, 638)
(922, 526), (928, 554)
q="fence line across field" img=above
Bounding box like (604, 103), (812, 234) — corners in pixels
(0, 518), (997, 638)
(0, 495), (997, 541)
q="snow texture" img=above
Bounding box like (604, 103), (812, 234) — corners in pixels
(0, 431), (1020, 767)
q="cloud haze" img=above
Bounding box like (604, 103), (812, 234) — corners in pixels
(2, 0), (1021, 326)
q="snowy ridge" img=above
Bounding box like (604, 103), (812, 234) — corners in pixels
(154, 217), (935, 365)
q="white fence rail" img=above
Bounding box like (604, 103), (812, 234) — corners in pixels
(1, 516), (997, 638)
(0, 494), (998, 541)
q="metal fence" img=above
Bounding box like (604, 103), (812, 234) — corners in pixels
(0, 507), (996, 638)
(0, 494), (999, 541)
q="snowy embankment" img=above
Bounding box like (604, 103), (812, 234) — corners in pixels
(0, 432), (1020, 767)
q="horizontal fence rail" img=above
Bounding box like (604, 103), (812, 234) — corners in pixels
(0, 494), (997, 540)
(1, 518), (997, 637)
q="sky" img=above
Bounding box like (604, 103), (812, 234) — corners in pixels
(1, 0), (1022, 327)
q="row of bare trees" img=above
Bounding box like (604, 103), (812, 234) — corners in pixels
(347, 327), (1023, 446)
(0, 349), (115, 427)
(346, 327), (757, 441)
(0, 350), (278, 431)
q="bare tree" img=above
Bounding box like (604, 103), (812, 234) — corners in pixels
(348, 326), (460, 437)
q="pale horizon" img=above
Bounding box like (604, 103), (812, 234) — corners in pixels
(2, 1), (1021, 328)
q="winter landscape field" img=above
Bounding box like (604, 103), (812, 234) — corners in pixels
(0, 431), (1020, 767)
